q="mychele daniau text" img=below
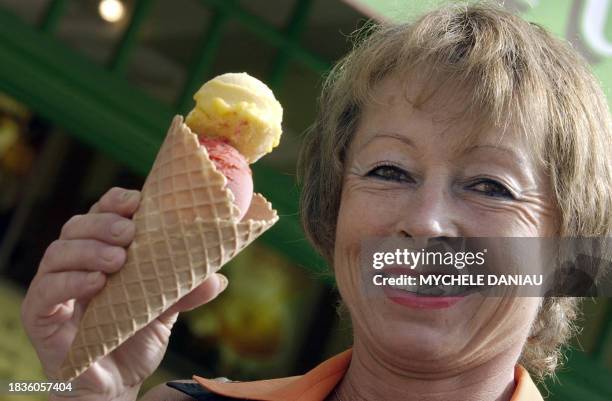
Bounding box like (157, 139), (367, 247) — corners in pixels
(373, 274), (543, 287)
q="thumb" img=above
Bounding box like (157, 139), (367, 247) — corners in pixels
(156, 310), (179, 329)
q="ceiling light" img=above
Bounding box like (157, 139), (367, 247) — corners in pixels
(98, 0), (125, 23)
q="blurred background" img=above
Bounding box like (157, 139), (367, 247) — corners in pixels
(0, 0), (610, 400)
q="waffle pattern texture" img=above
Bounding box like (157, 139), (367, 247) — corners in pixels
(59, 116), (278, 380)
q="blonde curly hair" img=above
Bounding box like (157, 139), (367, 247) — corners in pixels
(298, 1), (612, 380)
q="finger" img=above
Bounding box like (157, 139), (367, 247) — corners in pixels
(161, 274), (228, 317)
(60, 213), (135, 246)
(89, 187), (140, 217)
(26, 271), (106, 319)
(40, 239), (126, 275)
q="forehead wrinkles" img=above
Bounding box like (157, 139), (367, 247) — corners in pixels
(354, 83), (502, 157)
(358, 73), (544, 162)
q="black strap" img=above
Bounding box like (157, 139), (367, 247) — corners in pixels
(166, 381), (248, 401)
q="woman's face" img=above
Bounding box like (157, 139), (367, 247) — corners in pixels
(334, 77), (559, 376)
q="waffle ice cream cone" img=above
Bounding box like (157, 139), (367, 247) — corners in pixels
(59, 116), (278, 380)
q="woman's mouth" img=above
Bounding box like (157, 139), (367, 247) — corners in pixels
(390, 282), (471, 296)
(383, 287), (466, 309)
(378, 268), (482, 309)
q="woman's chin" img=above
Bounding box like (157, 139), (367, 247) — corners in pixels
(353, 301), (480, 370)
(371, 319), (468, 363)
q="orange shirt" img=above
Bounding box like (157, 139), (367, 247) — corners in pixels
(168, 349), (543, 401)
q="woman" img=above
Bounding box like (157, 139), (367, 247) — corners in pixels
(21, 2), (612, 401)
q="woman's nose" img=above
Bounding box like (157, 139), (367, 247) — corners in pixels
(397, 180), (459, 239)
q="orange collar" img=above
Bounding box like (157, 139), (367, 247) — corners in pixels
(193, 349), (543, 401)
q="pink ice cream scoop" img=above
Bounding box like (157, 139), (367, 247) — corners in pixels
(198, 136), (253, 220)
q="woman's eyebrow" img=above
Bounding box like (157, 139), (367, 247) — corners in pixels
(464, 144), (527, 163)
(359, 132), (416, 152)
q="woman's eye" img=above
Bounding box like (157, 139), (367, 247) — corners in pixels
(468, 179), (514, 199)
(367, 165), (412, 183)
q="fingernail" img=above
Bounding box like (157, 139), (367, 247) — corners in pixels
(88, 272), (103, 285)
(216, 274), (228, 293)
(121, 190), (138, 203)
(101, 247), (120, 263)
(110, 220), (132, 237)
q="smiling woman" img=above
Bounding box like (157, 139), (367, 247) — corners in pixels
(297, 2), (612, 400)
(328, 73), (557, 398)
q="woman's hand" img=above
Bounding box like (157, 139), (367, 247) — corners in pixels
(21, 187), (228, 401)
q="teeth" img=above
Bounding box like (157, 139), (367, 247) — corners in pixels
(394, 285), (466, 296)
(391, 283), (463, 296)
(417, 286), (446, 296)
(392, 283), (419, 292)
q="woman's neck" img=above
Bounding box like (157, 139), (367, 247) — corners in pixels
(328, 340), (520, 401)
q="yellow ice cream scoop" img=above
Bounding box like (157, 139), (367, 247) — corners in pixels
(186, 72), (283, 163)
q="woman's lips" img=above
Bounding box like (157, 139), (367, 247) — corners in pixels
(383, 287), (465, 309)
(380, 267), (466, 309)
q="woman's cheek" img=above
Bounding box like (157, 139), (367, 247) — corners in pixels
(339, 182), (407, 238)
(333, 237), (363, 310)
(470, 297), (540, 356)
(459, 192), (557, 237)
